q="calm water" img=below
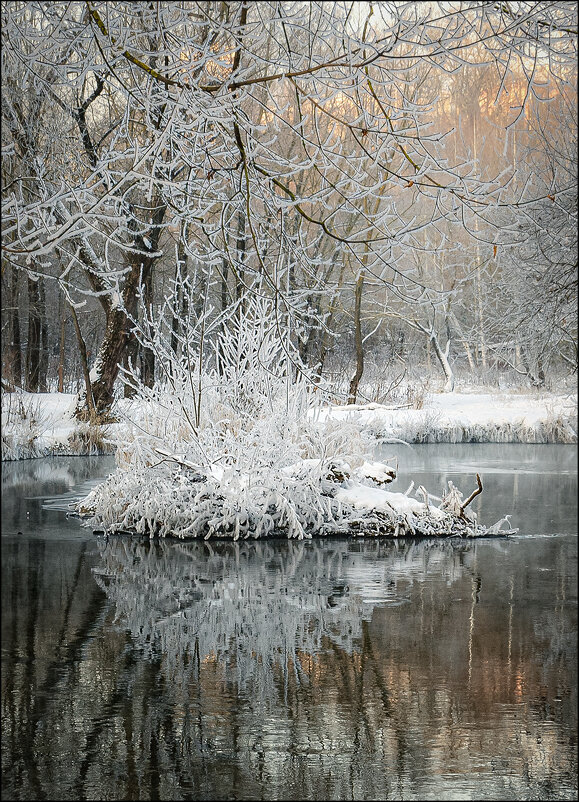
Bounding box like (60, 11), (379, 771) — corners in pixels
(1, 445), (577, 801)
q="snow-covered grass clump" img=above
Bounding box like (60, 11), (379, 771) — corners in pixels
(1, 388), (113, 460)
(1, 390), (50, 460)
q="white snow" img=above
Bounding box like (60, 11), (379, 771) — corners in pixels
(2, 388), (576, 463)
(1, 391), (79, 459)
(356, 460), (397, 485)
(334, 484), (445, 519)
(316, 390), (577, 444)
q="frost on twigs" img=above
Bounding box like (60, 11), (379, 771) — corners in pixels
(78, 457), (516, 540)
(77, 442), (515, 541)
(76, 297), (516, 540)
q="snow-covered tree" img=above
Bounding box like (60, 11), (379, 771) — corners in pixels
(487, 81), (578, 383)
(2, 1), (577, 408)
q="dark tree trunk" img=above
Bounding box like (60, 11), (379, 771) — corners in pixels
(536, 356), (546, 386)
(348, 272), (365, 404)
(91, 304), (135, 413)
(122, 339), (139, 398)
(69, 302), (96, 418)
(170, 236), (188, 359)
(3, 265), (22, 389)
(87, 254), (144, 414)
(88, 250), (159, 414)
(38, 279), (48, 392)
(141, 267), (155, 389)
(121, 256), (144, 400)
(58, 299), (66, 393)
(314, 258), (346, 383)
(216, 257), (230, 376)
(235, 210), (246, 305)
(220, 258), (229, 315)
(138, 199), (166, 390)
(25, 275), (41, 393)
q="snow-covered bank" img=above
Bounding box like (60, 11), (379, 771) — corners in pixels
(1, 391), (110, 461)
(320, 390), (577, 444)
(2, 388), (577, 462)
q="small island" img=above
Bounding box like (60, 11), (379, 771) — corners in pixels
(76, 439), (516, 542)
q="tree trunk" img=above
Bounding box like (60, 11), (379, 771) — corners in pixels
(170, 236), (188, 359)
(58, 299), (66, 393)
(90, 305), (134, 413)
(25, 275), (41, 393)
(74, 185), (166, 415)
(87, 255), (145, 414)
(235, 209), (246, 305)
(298, 294), (321, 368)
(315, 260), (346, 382)
(69, 303), (97, 418)
(38, 279), (48, 392)
(141, 268), (155, 389)
(216, 257), (230, 376)
(472, 112), (487, 371)
(86, 249), (156, 413)
(430, 331), (455, 392)
(535, 356), (546, 387)
(348, 271), (365, 404)
(121, 257), (143, 400)
(137, 197), (166, 390)
(476, 263), (487, 370)
(3, 265), (22, 389)
(450, 312), (475, 372)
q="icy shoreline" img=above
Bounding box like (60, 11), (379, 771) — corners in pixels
(2, 388), (577, 462)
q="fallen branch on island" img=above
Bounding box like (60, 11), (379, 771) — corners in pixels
(75, 459), (518, 541)
(460, 473), (484, 518)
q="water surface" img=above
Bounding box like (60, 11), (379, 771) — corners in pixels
(1, 445), (577, 800)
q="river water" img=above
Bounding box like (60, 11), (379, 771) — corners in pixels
(1, 444), (577, 801)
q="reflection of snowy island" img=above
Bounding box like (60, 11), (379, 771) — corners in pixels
(77, 457), (516, 540)
(91, 537), (484, 691)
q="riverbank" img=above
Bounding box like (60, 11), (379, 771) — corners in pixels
(320, 388), (578, 444)
(2, 387), (577, 462)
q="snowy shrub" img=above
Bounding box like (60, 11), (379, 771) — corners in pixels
(78, 294), (377, 539)
(1, 389), (50, 460)
(77, 294), (521, 539)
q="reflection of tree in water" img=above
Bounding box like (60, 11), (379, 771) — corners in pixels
(3, 523), (576, 801)
(94, 536), (477, 701)
(89, 535), (577, 800)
